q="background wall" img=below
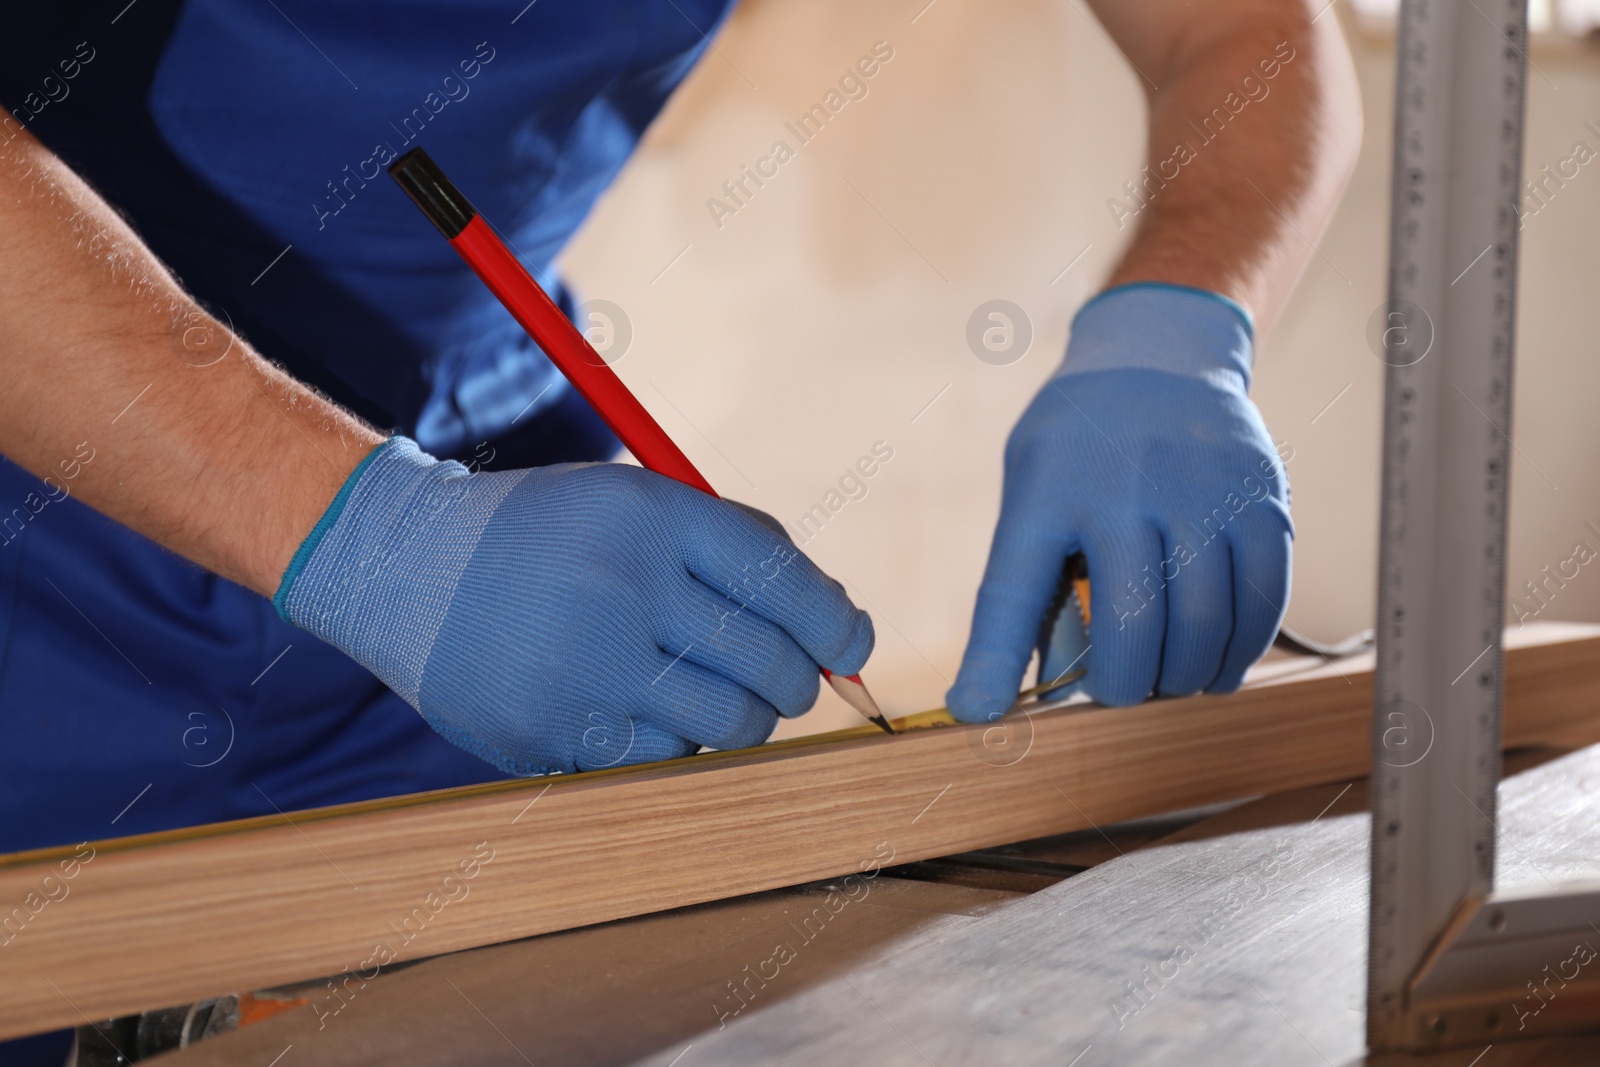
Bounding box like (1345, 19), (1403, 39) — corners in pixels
(559, 1), (1600, 735)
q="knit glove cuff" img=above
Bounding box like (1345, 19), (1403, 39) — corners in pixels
(1057, 282), (1255, 393)
(272, 437), (522, 708)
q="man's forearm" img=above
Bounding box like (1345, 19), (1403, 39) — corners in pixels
(0, 127), (382, 595)
(1090, 0), (1362, 332)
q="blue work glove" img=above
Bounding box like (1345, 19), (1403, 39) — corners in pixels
(275, 440), (874, 775)
(948, 282), (1292, 719)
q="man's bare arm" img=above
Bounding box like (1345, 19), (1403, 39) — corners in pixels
(1086, 0), (1362, 333)
(949, 3), (1360, 717)
(0, 126), (382, 595)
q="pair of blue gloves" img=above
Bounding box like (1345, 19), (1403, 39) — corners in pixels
(276, 283), (1291, 774)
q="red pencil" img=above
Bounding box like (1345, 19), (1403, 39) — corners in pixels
(389, 148), (893, 736)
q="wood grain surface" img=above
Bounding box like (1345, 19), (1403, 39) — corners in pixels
(1, 623), (1597, 1040)
(623, 746), (1600, 1067)
(145, 805), (1226, 1064)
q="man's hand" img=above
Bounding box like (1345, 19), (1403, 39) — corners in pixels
(950, 287), (1290, 715)
(0, 127), (870, 773)
(949, 0), (1360, 717)
(276, 442), (874, 774)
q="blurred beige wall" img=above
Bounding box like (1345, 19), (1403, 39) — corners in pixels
(560, 1), (1600, 735)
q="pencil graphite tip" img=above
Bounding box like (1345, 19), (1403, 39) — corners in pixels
(825, 671), (895, 734)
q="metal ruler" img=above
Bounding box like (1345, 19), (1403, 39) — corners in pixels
(1368, 0), (1600, 1051)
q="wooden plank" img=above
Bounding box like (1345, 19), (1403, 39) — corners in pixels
(1, 623), (1596, 1039)
(622, 744), (1600, 1067)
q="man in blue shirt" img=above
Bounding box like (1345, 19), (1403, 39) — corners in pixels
(0, 0), (1360, 859)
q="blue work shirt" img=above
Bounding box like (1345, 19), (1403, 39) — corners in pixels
(0, 0), (733, 854)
